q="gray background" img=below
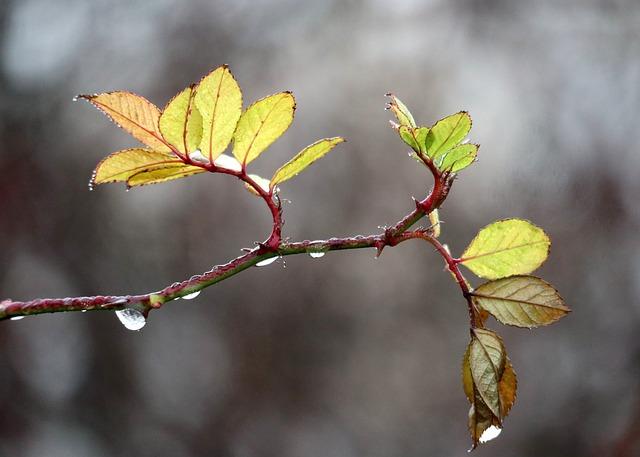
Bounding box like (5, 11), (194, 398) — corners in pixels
(1, 0), (639, 456)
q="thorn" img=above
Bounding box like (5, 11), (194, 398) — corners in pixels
(375, 241), (386, 258)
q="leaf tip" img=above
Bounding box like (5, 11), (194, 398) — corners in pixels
(75, 94), (96, 102)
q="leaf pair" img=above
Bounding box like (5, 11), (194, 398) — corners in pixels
(80, 89), (205, 188)
(458, 219), (569, 328)
(387, 95), (477, 173)
(82, 65), (344, 190)
(462, 329), (516, 449)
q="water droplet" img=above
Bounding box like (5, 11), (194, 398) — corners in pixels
(256, 256), (278, 267)
(72, 95), (79, 102)
(81, 310), (87, 313)
(214, 154), (242, 171)
(309, 252), (325, 258)
(182, 291), (201, 300)
(189, 149), (209, 164)
(10, 316), (25, 321)
(115, 308), (146, 331)
(479, 425), (502, 443)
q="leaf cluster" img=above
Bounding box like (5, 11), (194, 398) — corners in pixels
(458, 219), (569, 448)
(81, 65), (344, 192)
(388, 98), (571, 448)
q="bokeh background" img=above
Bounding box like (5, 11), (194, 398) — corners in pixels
(1, 0), (639, 456)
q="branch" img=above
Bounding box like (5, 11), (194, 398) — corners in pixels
(0, 166), (468, 322)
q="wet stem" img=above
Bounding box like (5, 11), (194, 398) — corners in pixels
(0, 150), (482, 329)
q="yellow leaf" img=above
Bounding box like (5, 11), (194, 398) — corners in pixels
(126, 165), (205, 187)
(159, 84), (203, 154)
(233, 92), (295, 165)
(471, 275), (569, 328)
(195, 65), (242, 162)
(92, 148), (182, 185)
(460, 219), (551, 279)
(386, 94), (416, 128)
(271, 137), (344, 187)
(428, 209), (441, 237)
(79, 92), (172, 153)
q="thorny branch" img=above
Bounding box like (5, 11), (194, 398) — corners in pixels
(0, 152), (478, 326)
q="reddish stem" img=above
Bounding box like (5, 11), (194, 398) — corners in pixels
(0, 154), (466, 322)
(399, 231), (481, 328)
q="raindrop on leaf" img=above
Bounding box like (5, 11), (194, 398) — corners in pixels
(479, 426), (501, 444)
(189, 149), (209, 164)
(10, 316), (25, 321)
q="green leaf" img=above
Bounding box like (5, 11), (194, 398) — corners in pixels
(469, 328), (505, 419)
(397, 125), (429, 155)
(271, 137), (344, 187)
(462, 341), (474, 403)
(464, 338), (513, 449)
(386, 94), (416, 128)
(437, 143), (478, 172)
(471, 275), (569, 328)
(79, 92), (172, 153)
(159, 84), (203, 154)
(424, 111), (471, 160)
(195, 65), (242, 162)
(413, 127), (429, 152)
(398, 125), (419, 151)
(468, 391), (501, 449)
(233, 92), (296, 165)
(460, 219), (551, 279)
(92, 148), (184, 185)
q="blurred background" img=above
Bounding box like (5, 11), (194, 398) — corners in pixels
(1, 0), (639, 456)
